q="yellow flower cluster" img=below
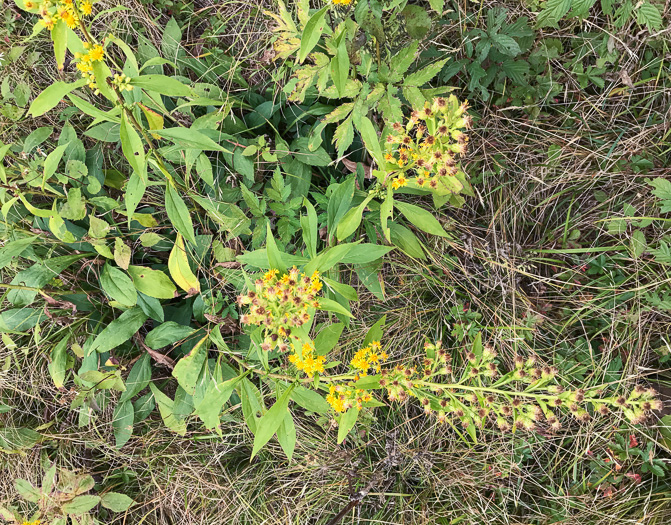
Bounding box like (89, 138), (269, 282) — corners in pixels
(350, 341), (388, 378)
(21, 520), (41, 525)
(74, 41), (105, 92)
(238, 267), (322, 352)
(332, 0), (354, 5)
(326, 384), (372, 413)
(288, 342), (326, 377)
(24, 0), (95, 30)
(385, 96), (472, 192)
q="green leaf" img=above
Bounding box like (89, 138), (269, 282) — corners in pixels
(363, 316), (386, 346)
(636, 1), (662, 30)
(42, 144), (68, 185)
(337, 407), (359, 443)
(101, 264), (137, 307)
(129, 74), (192, 96)
(194, 377), (240, 429)
(90, 307), (148, 355)
(330, 33), (349, 97)
(277, 411), (296, 460)
(327, 176), (356, 234)
(251, 383), (296, 458)
(314, 322), (345, 356)
(401, 5), (432, 39)
(14, 479), (40, 503)
(149, 383), (187, 435)
(172, 335), (208, 395)
(165, 183), (196, 245)
(339, 243), (393, 265)
(394, 201), (449, 237)
(491, 33), (521, 56)
(62, 495), (101, 515)
(145, 322), (196, 349)
(119, 353), (151, 403)
(125, 172), (146, 220)
(112, 400), (134, 448)
(127, 265), (177, 299)
(265, 222), (288, 274)
(100, 492), (135, 512)
(355, 116), (384, 168)
(153, 127), (229, 152)
(536, 0), (572, 28)
(120, 112), (147, 182)
(317, 296), (353, 318)
(23, 126), (53, 153)
(389, 222), (425, 259)
(299, 6), (330, 62)
(403, 58), (449, 87)
(51, 19), (69, 69)
(336, 195), (374, 241)
(648, 177), (671, 213)
(48, 338), (69, 389)
(301, 199), (318, 259)
(630, 229), (647, 259)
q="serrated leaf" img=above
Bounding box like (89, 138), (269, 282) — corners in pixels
(403, 58), (449, 87)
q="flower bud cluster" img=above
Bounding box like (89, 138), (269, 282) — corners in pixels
(326, 384), (372, 413)
(350, 341), (388, 379)
(238, 267), (322, 353)
(112, 73), (133, 92)
(377, 340), (664, 433)
(385, 96), (471, 192)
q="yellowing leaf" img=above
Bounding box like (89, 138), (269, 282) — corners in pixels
(139, 104), (164, 139)
(168, 234), (200, 295)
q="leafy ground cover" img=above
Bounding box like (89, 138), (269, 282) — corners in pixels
(1, 0), (670, 524)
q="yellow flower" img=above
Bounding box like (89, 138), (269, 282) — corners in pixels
(24, 0), (36, 9)
(89, 44), (104, 61)
(263, 268), (279, 282)
(81, 0), (93, 15)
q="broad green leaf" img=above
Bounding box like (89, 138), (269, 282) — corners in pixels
(112, 400), (134, 448)
(125, 172), (146, 221)
(355, 117), (384, 168)
(251, 383), (296, 458)
(401, 5), (432, 39)
(14, 479), (40, 503)
(277, 411), (296, 460)
(165, 185), (196, 246)
(265, 222), (287, 274)
(194, 376), (240, 429)
(389, 222), (425, 259)
(42, 144), (68, 186)
(28, 78), (88, 117)
(149, 383), (187, 435)
(403, 58), (449, 87)
(303, 243), (356, 275)
(152, 127), (229, 152)
(127, 265), (177, 299)
(314, 323), (345, 356)
(363, 315), (386, 346)
(172, 335), (208, 395)
(298, 6), (330, 62)
(120, 112), (147, 182)
(301, 199), (318, 259)
(101, 263), (137, 307)
(48, 338), (68, 389)
(100, 492), (135, 512)
(339, 244), (393, 265)
(51, 19), (67, 69)
(119, 353), (151, 402)
(394, 201), (449, 237)
(89, 307), (148, 355)
(145, 321), (196, 349)
(129, 74), (192, 96)
(336, 195), (374, 241)
(337, 407), (359, 443)
(330, 33), (349, 97)
(62, 495), (101, 515)
(317, 297), (353, 318)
